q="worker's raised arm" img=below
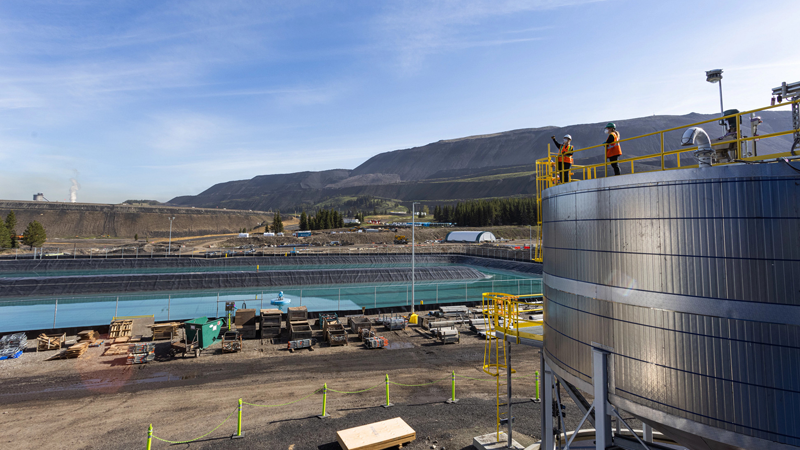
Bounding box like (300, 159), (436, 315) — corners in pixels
(550, 135), (562, 149)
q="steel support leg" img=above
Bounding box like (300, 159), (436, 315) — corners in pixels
(643, 423), (653, 443)
(506, 340), (513, 448)
(542, 358), (554, 450)
(593, 348), (612, 450)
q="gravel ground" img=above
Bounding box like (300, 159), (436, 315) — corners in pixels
(0, 322), (589, 450)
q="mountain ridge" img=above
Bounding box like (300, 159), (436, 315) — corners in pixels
(169, 111), (793, 211)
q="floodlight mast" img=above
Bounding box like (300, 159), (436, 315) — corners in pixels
(706, 69), (725, 132)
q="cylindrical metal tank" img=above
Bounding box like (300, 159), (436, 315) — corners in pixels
(542, 163), (800, 450)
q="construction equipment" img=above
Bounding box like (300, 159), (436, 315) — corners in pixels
(287, 339), (315, 353)
(126, 342), (155, 365)
(221, 330), (242, 353)
(394, 235), (408, 245)
(435, 327), (460, 344)
(360, 328), (377, 341)
(381, 315), (407, 331)
(364, 336), (388, 349)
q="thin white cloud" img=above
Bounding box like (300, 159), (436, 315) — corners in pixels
(373, 0), (607, 72)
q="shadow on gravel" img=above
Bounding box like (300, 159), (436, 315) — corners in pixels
(317, 443), (342, 450)
(268, 414), (320, 424)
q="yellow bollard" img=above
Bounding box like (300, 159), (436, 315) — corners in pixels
(232, 398), (244, 438)
(446, 370), (458, 403)
(383, 374), (393, 408)
(532, 371), (541, 403)
(318, 383), (330, 418)
(147, 424), (153, 450)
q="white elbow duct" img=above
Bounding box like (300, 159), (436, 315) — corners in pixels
(681, 127), (713, 168)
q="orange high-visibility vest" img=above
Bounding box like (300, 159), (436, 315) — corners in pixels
(557, 144), (574, 164)
(606, 131), (622, 158)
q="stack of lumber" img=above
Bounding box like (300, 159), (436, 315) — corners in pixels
(77, 330), (99, 343)
(65, 342), (90, 359)
(103, 344), (129, 356)
(336, 417), (416, 450)
(37, 333), (66, 352)
(108, 320), (133, 338)
(148, 323), (180, 340)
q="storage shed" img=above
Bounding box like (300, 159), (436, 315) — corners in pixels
(444, 231), (497, 243)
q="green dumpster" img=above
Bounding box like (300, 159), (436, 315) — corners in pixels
(184, 317), (223, 349)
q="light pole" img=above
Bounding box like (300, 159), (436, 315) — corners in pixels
(167, 216), (175, 255)
(411, 202), (419, 315)
(706, 69), (725, 132)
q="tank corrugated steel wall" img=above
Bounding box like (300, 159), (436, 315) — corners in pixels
(542, 163), (800, 449)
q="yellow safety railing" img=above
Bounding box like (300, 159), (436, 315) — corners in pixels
(482, 293), (544, 345)
(532, 99), (800, 262)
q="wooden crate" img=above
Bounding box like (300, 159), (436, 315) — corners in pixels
(260, 309), (282, 339)
(148, 322), (180, 341)
(37, 333), (66, 352)
(348, 316), (371, 334)
(288, 320), (312, 340)
(336, 417), (415, 450)
(286, 306), (308, 323)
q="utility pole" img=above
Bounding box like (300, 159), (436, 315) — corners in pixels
(411, 202), (419, 315)
(167, 216), (175, 255)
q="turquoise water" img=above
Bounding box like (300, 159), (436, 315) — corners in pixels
(0, 266), (541, 332)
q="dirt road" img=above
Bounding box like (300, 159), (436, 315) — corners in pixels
(0, 324), (580, 450)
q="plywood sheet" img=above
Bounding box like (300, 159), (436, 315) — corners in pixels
(336, 417), (415, 450)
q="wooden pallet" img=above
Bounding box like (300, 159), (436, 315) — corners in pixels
(37, 333), (66, 352)
(336, 417), (415, 450)
(108, 320), (133, 338)
(65, 342), (90, 359)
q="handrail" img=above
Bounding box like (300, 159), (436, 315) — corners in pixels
(532, 98), (800, 262)
(563, 98), (800, 157)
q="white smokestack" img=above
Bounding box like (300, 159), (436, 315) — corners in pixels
(69, 178), (80, 203)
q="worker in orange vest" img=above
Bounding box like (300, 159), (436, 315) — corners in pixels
(603, 123), (621, 176)
(551, 134), (574, 183)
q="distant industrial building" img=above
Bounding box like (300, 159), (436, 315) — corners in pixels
(343, 218), (360, 224)
(33, 193), (47, 201)
(444, 231), (496, 243)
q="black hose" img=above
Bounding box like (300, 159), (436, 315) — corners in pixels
(780, 158), (800, 174)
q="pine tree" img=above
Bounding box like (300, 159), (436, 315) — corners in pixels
(0, 221), (10, 249)
(272, 211), (284, 233)
(134, 233), (138, 241)
(22, 221), (47, 249)
(299, 211), (308, 231)
(5, 211), (17, 248)
(5, 210), (16, 234)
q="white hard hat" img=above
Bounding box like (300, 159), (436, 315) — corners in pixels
(563, 134), (572, 140)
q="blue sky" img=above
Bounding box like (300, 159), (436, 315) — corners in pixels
(0, 0), (797, 203)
